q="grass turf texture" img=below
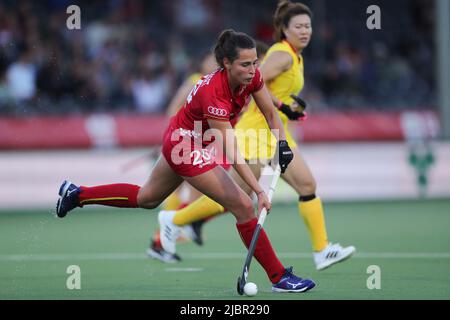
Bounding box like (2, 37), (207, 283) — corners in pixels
(1, 199), (449, 300)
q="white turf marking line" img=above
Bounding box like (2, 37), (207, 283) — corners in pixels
(165, 268), (204, 272)
(1, 252), (450, 262)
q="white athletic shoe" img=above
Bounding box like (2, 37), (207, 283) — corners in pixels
(180, 225), (195, 243)
(158, 210), (181, 254)
(314, 243), (356, 271)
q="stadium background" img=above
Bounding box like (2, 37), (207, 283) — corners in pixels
(0, 0), (449, 300)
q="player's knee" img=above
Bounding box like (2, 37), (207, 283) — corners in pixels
(243, 199), (254, 215)
(229, 197), (254, 221)
(239, 198), (255, 220)
(299, 178), (317, 195)
(140, 200), (161, 209)
(137, 193), (161, 209)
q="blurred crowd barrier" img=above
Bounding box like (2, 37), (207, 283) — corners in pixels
(0, 0), (444, 209)
(1, 141), (449, 209)
(0, 111), (439, 149)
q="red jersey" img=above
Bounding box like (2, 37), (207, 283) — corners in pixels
(162, 68), (264, 177)
(171, 68), (263, 138)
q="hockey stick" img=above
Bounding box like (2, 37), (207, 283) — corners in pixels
(289, 94), (307, 114)
(236, 164), (282, 295)
(119, 147), (160, 173)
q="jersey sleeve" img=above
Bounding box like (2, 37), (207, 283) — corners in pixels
(201, 91), (232, 122)
(249, 68), (264, 92)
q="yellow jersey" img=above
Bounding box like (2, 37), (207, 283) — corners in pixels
(188, 73), (202, 85)
(235, 40), (304, 159)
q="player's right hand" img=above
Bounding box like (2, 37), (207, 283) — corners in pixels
(289, 94), (307, 113)
(277, 103), (305, 120)
(278, 140), (294, 174)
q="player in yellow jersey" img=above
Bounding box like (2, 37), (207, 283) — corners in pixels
(165, 53), (218, 117)
(158, 1), (356, 270)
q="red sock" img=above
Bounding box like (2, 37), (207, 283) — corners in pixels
(152, 230), (162, 248)
(177, 203), (190, 210)
(79, 184), (140, 207)
(236, 218), (285, 284)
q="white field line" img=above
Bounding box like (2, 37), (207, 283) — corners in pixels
(1, 252), (450, 262)
(165, 268), (204, 272)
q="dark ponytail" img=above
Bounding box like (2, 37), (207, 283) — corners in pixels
(273, 1), (312, 42)
(214, 29), (256, 68)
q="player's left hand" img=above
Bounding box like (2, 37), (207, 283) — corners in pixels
(256, 191), (271, 215)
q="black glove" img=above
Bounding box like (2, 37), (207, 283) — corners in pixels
(289, 94), (307, 113)
(278, 140), (294, 174)
(278, 103), (305, 121)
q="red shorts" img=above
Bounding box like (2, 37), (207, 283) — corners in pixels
(162, 126), (231, 177)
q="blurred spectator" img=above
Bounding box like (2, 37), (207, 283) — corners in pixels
(6, 48), (37, 102)
(130, 68), (172, 113)
(0, 68), (13, 111)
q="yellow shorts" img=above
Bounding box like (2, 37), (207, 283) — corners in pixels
(235, 118), (297, 160)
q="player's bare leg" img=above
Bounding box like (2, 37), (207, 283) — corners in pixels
(282, 147), (355, 270)
(158, 165), (255, 254)
(158, 165), (308, 288)
(137, 155), (184, 209)
(153, 162), (265, 252)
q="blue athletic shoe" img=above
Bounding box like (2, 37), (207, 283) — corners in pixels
(56, 180), (80, 218)
(272, 267), (316, 293)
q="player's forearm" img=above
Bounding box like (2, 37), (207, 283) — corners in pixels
(253, 87), (287, 141)
(220, 128), (263, 194)
(263, 107), (287, 141)
(267, 90), (280, 108)
(233, 162), (263, 195)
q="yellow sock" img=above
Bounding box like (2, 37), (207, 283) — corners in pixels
(163, 192), (181, 211)
(298, 197), (329, 252)
(173, 195), (225, 226)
